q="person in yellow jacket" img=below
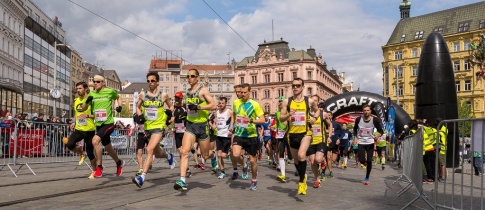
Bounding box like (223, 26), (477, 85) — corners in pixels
(435, 118), (447, 181)
(422, 120), (437, 183)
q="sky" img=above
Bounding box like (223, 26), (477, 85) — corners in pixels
(32, 0), (484, 94)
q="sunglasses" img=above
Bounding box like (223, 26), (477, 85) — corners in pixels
(93, 80), (103, 84)
(291, 84), (302, 88)
(278, 101), (283, 103)
(187, 74), (198, 78)
(147, 79), (158, 83)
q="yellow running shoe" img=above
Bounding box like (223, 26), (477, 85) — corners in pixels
(88, 172), (95, 179)
(298, 182), (307, 195)
(78, 155), (86, 166)
(276, 174), (286, 183)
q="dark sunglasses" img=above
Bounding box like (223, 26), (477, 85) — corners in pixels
(278, 101), (283, 103)
(147, 79), (158, 83)
(187, 74), (198, 78)
(291, 84), (302, 88)
(93, 80), (103, 84)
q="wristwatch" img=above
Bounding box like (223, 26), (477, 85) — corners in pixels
(249, 119), (253, 124)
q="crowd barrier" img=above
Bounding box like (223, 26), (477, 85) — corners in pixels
(433, 119), (485, 210)
(393, 127), (434, 210)
(0, 120), (175, 177)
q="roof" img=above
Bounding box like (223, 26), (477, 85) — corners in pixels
(103, 70), (121, 83)
(236, 56), (255, 68)
(386, 2), (485, 45)
(119, 82), (148, 94)
(150, 59), (182, 69)
(287, 50), (315, 61)
(182, 64), (230, 71)
(255, 39), (290, 59)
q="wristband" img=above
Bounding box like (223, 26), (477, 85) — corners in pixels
(249, 119), (253, 124)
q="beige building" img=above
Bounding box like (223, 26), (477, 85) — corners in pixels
(235, 39), (342, 113)
(119, 82), (147, 115)
(181, 64), (235, 103)
(382, 1), (485, 118)
(149, 58), (182, 95)
(69, 50), (82, 112)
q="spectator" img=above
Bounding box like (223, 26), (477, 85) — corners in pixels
(473, 149), (483, 176)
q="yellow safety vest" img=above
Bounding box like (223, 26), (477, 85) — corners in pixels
(423, 126), (437, 153)
(439, 126), (448, 155)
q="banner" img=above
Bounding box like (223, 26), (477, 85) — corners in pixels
(10, 129), (45, 156)
(386, 106), (396, 140)
(373, 102), (386, 129)
(110, 136), (128, 149)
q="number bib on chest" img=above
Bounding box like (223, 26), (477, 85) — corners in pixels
(188, 109), (198, 117)
(291, 112), (306, 126)
(95, 109), (107, 121)
(145, 108), (158, 120)
(78, 118), (87, 126)
(276, 129), (286, 139)
(236, 116), (249, 128)
(174, 123), (185, 133)
(311, 125), (322, 136)
(264, 130), (271, 137)
(359, 128), (372, 136)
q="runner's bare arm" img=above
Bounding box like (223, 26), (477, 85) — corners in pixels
(279, 99), (290, 122)
(136, 91), (144, 116)
(199, 87), (217, 110)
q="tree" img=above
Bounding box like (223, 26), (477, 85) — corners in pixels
(457, 97), (473, 136)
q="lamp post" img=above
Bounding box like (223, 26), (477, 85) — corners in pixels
(50, 41), (69, 117)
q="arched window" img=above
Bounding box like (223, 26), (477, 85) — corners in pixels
(209, 84), (213, 91)
(264, 104), (271, 113)
(217, 84), (221, 91)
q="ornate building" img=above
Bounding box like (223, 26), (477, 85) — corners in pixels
(235, 38), (342, 113)
(0, 0), (28, 117)
(382, 1), (485, 118)
(69, 49), (82, 115)
(148, 58), (182, 95)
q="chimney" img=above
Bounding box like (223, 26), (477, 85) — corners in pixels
(307, 45), (316, 58)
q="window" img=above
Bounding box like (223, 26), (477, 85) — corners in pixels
(165, 87), (169, 93)
(396, 67), (403, 78)
(165, 75), (169, 81)
(414, 31), (424, 40)
(453, 42), (460, 52)
(264, 104), (270, 113)
(264, 90), (270, 99)
(464, 60), (471, 70)
(412, 66), (418, 76)
(264, 74), (270, 83)
(464, 80), (471, 91)
(394, 51), (403, 60)
(433, 26), (444, 33)
(411, 48), (418, 58)
(160, 75), (164, 81)
(307, 87), (312, 96)
(464, 40), (471, 51)
(458, 22), (469, 32)
(395, 85), (403, 96)
(240, 77), (244, 84)
(292, 72), (297, 80)
(455, 81), (460, 92)
(480, 19), (485, 29)
(251, 76), (257, 84)
(278, 89), (284, 97)
(209, 84), (213, 91)
(182, 84), (187, 91)
(278, 73), (284, 82)
(35, 14), (40, 22)
(307, 71), (312, 80)
(400, 34), (406, 43)
(174, 75), (178, 82)
(226, 84), (230, 91)
(453, 60), (460, 71)
(251, 91), (257, 99)
(217, 84), (221, 92)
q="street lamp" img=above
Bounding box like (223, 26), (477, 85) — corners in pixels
(50, 41), (70, 118)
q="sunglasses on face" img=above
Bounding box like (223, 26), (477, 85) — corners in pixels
(291, 84), (302, 88)
(278, 101), (283, 103)
(147, 79), (158, 83)
(93, 80), (103, 84)
(187, 74), (198, 78)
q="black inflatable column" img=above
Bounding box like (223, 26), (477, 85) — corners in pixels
(415, 32), (459, 167)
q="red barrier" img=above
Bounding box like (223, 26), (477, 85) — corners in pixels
(9, 129), (45, 156)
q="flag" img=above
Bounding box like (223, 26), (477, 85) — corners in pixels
(373, 102), (386, 129)
(386, 106), (396, 141)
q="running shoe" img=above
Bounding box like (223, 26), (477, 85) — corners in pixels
(382, 165), (385, 170)
(313, 180), (321, 188)
(193, 164), (200, 169)
(242, 167), (249, 180)
(174, 179), (187, 191)
(231, 171), (239, 180)
(168, 154), (175, 169)
(363, 178), (370, 185)
(116, 160), (125, 177)
(186, 170), (192, 178)
(328, 171), (333, 178)
(298, 182), (307, 195)
(88, 171), (95, 179)
(78, 155), (86, 166)
(211, 154), (218, 169)
(343, 164), (347, 169)
(249, 180), (257, 191)
(199, 163), (206, 170)
(319, 174), (326, 182)
(218, 172), (226, 179)
(136, 169), (143, 176)
(258, 153), (262, 160)
(93, 166), (103, 178)
(132, 175), (144, 188)
(294, 171), (299, 176)
(149, 164), (153, 171)
(360, 164), (367, 169)
(276, 174), (286, 183)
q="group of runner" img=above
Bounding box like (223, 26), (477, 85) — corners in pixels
(68, 69), (384, 195)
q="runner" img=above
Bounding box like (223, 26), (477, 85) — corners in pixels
(133, 72), (175, 188)
(307, 95), (327, 188)
(207, 110), (218, 172)
(375, 130), (387, 170)
(230, 84), (247, 180)
(324, 112), (344, 178)
(67, 82), (97, 178)
(280, 78), (320, 195)
(353, 104), (384, 185)
(230, 83), (265, 190)
(213, 97), (233, 179)
(258, 113), (273, 166)
(82, 75), (125, 177)
(275, 96), (291, 183)
(174, 68), (217, 191)
(173, 91), (192, 177)
(134, 114), (147, 175)
(339, 122), (353, 169)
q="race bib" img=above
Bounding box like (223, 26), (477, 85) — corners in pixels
(264, 130), (271, 137)
(146, 108), (158, 120)
(175, 123), (185, 133)
(95, 109), (107, 121)
(236, 116), (249, 128)
(276, 129), (286, 139)
(359, 128), (372, 136)
(216, 118), (226, 129)
(311, 125), (322, 136)
(188, 109), (198, 117)
(78, 118), (87, 126)
(291, 112), (306, 126)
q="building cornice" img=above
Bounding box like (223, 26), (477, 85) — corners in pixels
(2, 0), (28, 20)
(0, 23), (23, 45)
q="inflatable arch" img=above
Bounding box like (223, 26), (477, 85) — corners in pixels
(321, 91), (411, 135)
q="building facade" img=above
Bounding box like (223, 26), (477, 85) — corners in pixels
(149, 58), (182, 95)
(119, 82), (147, 115)
(0, 0), (27, 117)
(382, 1), (485, 118)
(69, 49), (82, 113)
(235, 39), (342, 114)
(180, 64), (235, 104)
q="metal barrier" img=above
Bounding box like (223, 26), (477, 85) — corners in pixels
(433, 118), (485, 210)
(394, 127), (434, 210)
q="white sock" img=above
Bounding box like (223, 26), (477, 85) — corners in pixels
(141, 172), (146, 179)
(344, 157), (348, 165)
(180, 177), (186, 182)
(152, 155), (156, 162)
(279, 158), (286, 176)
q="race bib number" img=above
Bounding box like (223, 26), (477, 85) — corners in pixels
(276, 129), (286, 139)
(78, 118), (87, 126)
(95, 109), (107, 121)
(236, 116), (249, 128)
(216, 118), (226, 129)
(311, 125), (322, 136)
(291, 112), (306, 126)
(264, 130), (271, 137)
(175, 123), (185, 133)
(146, 108), (158, 120)
(188, 109), (198, 117)
(342, 133), (348, 139)
(359, 128), (372, 136)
